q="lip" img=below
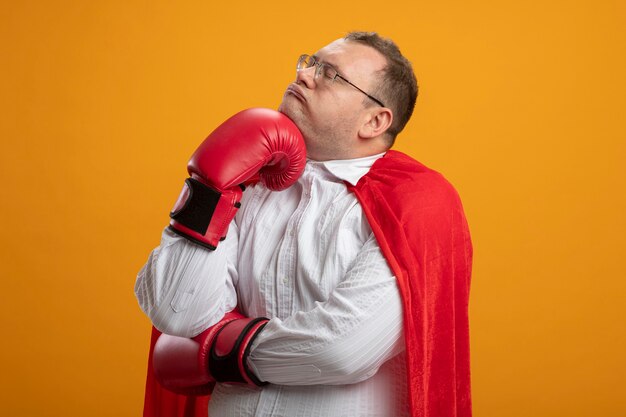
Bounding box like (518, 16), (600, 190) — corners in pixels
(285, 84), (307, 102)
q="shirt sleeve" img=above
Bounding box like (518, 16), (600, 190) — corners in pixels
(134, 225), (239, 337)
(247, 232), (405, 385)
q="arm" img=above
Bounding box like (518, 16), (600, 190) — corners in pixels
(149, 234), (403, 389)
(248, 233), (404, 385)
(134, 224), (239, 338)
(135, 108), (306, 337)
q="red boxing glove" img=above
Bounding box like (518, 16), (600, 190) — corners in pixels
(169, 108), (306, 249)
(152, 310), (269, 395)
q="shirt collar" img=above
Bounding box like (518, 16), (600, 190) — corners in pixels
(308, 152), (386, 186)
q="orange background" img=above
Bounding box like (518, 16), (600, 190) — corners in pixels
(1, 1), (625, 416)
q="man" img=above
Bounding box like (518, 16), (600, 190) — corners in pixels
(136, 32), (472, 417)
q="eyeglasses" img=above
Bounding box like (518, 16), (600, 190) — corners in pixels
(296, 54), (385, 108)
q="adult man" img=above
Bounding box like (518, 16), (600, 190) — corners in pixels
(136, 32), (472, 417)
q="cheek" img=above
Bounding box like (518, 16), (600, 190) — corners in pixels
(321, 93), (360, 118)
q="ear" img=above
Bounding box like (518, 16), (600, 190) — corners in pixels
(358, 107), (393, 139)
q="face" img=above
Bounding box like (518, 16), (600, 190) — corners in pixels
(278, 39), (387, 161)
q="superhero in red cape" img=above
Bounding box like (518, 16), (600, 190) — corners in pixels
(136, 32), (472, 417)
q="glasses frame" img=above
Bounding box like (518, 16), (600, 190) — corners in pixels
(297, 54), (386, 108)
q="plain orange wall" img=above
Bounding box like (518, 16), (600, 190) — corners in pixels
(1, 1), (625, 416)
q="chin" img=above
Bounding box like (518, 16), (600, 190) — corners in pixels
(277, 102), (289, 116)
(278, 105), (303, 129)
(278, 96), (298, 114)
(279, 101), (315, 143)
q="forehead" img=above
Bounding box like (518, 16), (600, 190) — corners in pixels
(314, 39), (386, 79)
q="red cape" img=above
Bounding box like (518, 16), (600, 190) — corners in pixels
(142, 150), (473, 417)
(348, 151), (473, 417)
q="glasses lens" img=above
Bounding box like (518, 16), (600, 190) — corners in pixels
(317, 63), (337, 81)
(297, 54), (314, 71)
(295, 55), (338, 84)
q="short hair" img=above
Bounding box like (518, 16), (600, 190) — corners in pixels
(344, 31), (418, 143)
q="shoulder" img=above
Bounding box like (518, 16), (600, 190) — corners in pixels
(351, 152), (472, 262)
(356, 150), (463, 211)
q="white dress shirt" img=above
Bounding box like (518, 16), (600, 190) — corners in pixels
(135, 153), (409, 417)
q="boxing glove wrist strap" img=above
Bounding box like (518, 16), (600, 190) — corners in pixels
(209, 317), (269, 386)
(169, 178), (243, 250)
(170, 178), (220, 232)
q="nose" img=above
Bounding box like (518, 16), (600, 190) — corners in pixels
(296, 66), (317, 89)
